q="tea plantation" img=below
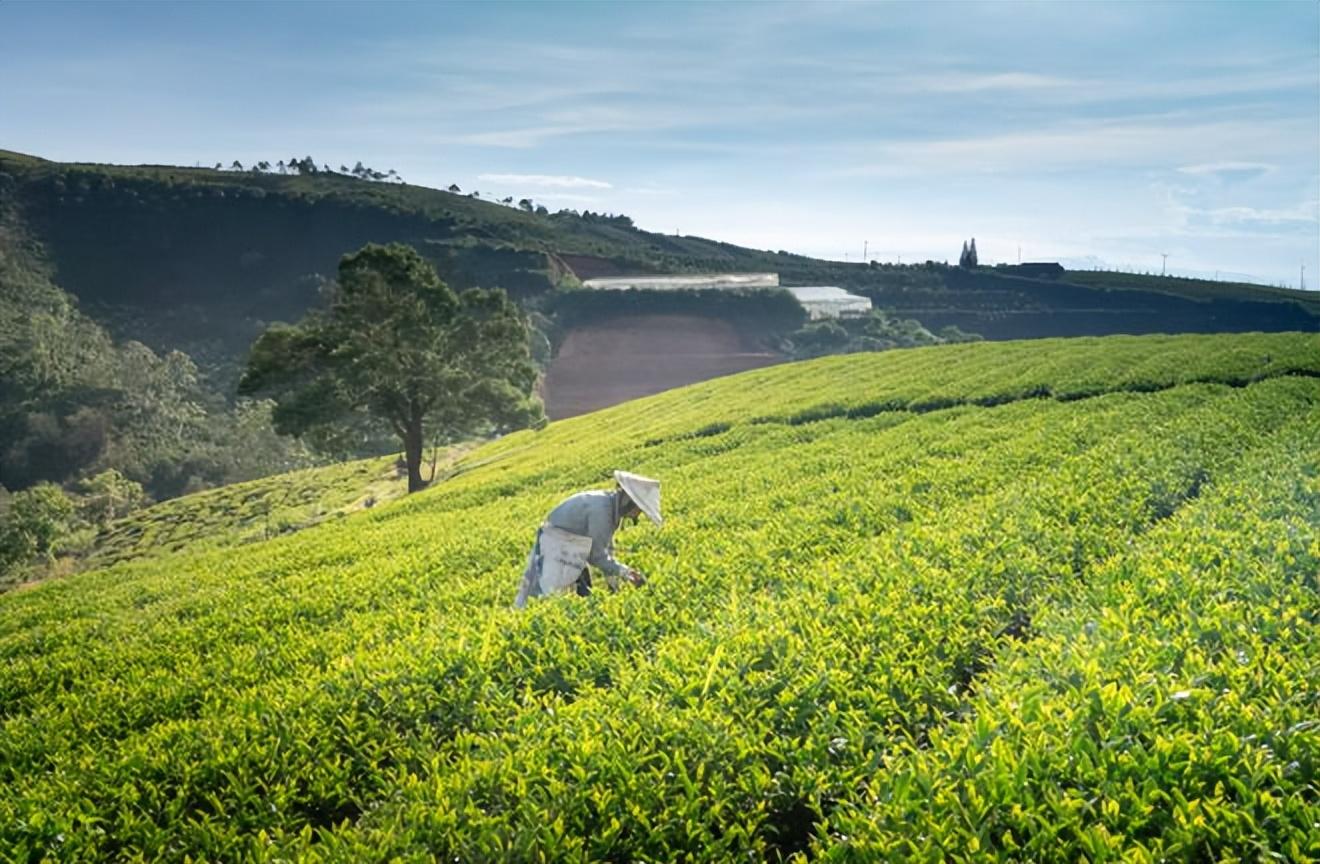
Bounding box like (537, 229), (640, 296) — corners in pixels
(2, 333), (1318, 862)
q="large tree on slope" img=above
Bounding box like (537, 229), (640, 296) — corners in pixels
(239, 243), (544, 492)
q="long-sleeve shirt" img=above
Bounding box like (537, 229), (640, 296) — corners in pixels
(543, 489), (628, 580)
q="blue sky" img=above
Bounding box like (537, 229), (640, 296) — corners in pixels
(3, 1), (1317, 287)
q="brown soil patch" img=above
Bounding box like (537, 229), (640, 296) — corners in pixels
(543, 314), (784, 419)
(559, 254), (629, 281)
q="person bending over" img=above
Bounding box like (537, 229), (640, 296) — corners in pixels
(513, 470), (661, 609)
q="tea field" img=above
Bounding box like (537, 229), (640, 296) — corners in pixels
(1, 333), (1318, 862)
(81, 443), (468, 572)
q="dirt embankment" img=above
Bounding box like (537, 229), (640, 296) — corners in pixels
(543, 314), (784, 419)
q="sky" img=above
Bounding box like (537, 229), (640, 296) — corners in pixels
(3, 1), (1317, 288)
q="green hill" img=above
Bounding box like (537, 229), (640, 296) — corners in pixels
(2, 148), (1316, 381)
(1, 147), (1317, 541)
(2, 332), (1318, 861)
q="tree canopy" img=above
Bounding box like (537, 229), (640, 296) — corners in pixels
(239, 243), (545, 492)
(959, 237), (979, 268)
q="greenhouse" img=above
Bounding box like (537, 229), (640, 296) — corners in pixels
(582, 273), (779, 291)
(784, 286), (872, 319)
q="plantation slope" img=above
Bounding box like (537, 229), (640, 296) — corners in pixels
(82, 444), (468, 572)
(1, 332), (1318, 862)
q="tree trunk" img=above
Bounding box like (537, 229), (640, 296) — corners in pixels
(404, 413), (426, 493)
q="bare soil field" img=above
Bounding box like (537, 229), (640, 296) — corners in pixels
(543, 314), (784, 419)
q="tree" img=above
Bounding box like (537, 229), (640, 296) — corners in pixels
(0, 483), (74, 574)
(448, 184), (461, 193)
(231, 160), (244, 171)
(77, 469), (147, 527)
(239, 243), (545, 492)
(958, 238), (979, 268)
(518, 198), (534, 212)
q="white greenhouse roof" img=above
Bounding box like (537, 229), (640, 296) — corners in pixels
(582, 273), (780, 291)
(784, 286), (872, 318)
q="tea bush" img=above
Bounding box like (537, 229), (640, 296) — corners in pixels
(1, 332), (1317, 862)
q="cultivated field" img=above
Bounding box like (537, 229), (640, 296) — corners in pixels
(542, 314), (781, 418)
(2, 333), (1318, 862)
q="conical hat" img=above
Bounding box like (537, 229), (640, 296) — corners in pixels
(614, 470), (662, 526)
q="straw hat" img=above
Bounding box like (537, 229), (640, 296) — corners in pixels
(614, 470), (662, 526)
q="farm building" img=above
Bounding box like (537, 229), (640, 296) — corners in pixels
(784, 286), (872, 319)
(582, 273), (779, 291)
(580, 272), (871, 320)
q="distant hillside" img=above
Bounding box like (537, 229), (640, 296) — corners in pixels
(1, 148), (1317, 498)
(2, 148), (1315, 384)
(872, 265), (1318, 341)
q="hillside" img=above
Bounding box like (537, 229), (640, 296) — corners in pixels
(1, 148), (1316, 383)
(2, 332), (1318, 861)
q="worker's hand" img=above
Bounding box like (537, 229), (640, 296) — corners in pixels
(626, 568), (647, 587)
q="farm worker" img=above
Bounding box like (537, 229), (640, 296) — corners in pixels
(513, 470), (661, 609)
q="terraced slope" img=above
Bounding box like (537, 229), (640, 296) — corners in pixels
(1, 333), (1318, 862)
(81, 444), (468, 571)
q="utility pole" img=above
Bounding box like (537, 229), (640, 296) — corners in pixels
(1302, 263), (1307, 291)
(1160, 253), (1169, 276)
(863, 240), (868, 262)
(1017, 244), (1021, 265)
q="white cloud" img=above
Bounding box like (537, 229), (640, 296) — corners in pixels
(1177, 161), (1276, 178)
(478, 173), (612, 189)
(458, 126), (594, 149)
(901, 71), (1077, 93)
(1200, 201), (1319, 225)
(842, 116), (1315, 178)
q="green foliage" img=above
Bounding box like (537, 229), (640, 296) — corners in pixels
(0, 185), (314, 500)
(75, 469), (147, 528)
(1, 333), (1318, 860)
(240, 243), (544, 492)
(0, 482), (75, 582)
(788, 310), (950, 359)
